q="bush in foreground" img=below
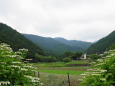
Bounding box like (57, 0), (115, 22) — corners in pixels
(0, 43), (42, 86)
(80, 50), (115, 86)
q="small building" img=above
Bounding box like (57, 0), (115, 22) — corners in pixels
(80, 53), (87, 60)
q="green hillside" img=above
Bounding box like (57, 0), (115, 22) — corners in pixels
(23, 34), (84, 57)
(0, 23), (44, 61)
(54, 37), (92, 50)
(87, 30), (115, 54)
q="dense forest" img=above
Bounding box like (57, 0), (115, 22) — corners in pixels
(54, 37), (92, 50)
(23, 34), (92, 57)
(0, 23), (44, 62)
(87, 30), (115, 54)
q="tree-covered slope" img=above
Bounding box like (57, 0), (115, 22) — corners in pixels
(23, 34), (84, 56)
(54, 37), (92, 50)
(87, 30), (115, 54)
(0, 23), (44, 61)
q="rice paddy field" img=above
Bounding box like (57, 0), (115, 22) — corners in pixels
(33, 60), (91, 86)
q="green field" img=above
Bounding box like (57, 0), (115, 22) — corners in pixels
(39, 69), (85, 75)
(33, 60), (91, 86)
(33, 60), (90, 75)
(34, 60), (90, 68)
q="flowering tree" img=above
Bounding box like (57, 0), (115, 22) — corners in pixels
(0, 43), (42, 86)
(80, 50), (115, 86)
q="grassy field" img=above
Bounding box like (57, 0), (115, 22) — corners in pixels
(34, 60), (90, 67)
(33, 60), (91, 86)
(39, 70), (85, 75)
(34, 60), (90, 75)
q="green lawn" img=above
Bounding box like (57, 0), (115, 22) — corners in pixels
(39, 70), (86, 75)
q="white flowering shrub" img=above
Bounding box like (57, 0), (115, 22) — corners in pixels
(0, 43), (41, 86)
(80, 50), (115, 86)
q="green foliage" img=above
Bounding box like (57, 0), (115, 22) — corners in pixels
(0, 23), (44, 62)
(0, 43), (42, 86)
(80, 50), (115, 86)
(54, 37), (92, 50)
(62, 51), (73, 58)
(89, 54), (101, 60)
(62, 57), (71, 62)
(71, 52), (83, 60)
(62, 52), (83, 60)
(87, 30), (115, 54)
(35, 54), (57, 62)
(109, 44), (115, 50)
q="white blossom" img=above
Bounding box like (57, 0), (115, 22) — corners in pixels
(24, 66), (33, 68)
(0, 81), (10, 85)
(21, 68), (28, 71)
(100, 78), (106, 81)
(87, 69), (93, 71)
(40, 83), (44, 86)
(91, 74), (101, 76)
(81, 74), (87, 76)
(97, 59), (103, 62)
(8, 65), (21, 68)
(12, 61), (22, 64)
(100, 70), (107, 72)
(26, 59), (33, 61)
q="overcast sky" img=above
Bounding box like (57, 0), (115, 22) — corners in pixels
(0, 0), (115, 42)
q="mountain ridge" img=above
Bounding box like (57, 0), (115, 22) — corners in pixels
(54, 37), (92, 50)
(23, 34), (92, 56)
(87, 30), (115, 54)
(0, 23), (44, 62)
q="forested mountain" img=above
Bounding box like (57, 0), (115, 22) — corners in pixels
(87, 30), (115, 54)
(23, 34), (91, 57)
(0, 23), (44, 61)
(54, 37), (92, 50)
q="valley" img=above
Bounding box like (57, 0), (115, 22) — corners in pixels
(0, 23), (115, 86)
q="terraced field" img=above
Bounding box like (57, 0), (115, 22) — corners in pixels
(33, 60), (91, 86)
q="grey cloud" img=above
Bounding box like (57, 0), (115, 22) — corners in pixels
(0, 0), (115, 42)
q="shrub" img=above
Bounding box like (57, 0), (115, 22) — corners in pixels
(35, 54), (57, 62)
(89, 54), (101, 60)
(62, 57), (71, 62)
(0, 43), (42, 86)
(110, 44), (115, 50)
(80, 50), (115, 86)
(71, 52), (83, 60)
